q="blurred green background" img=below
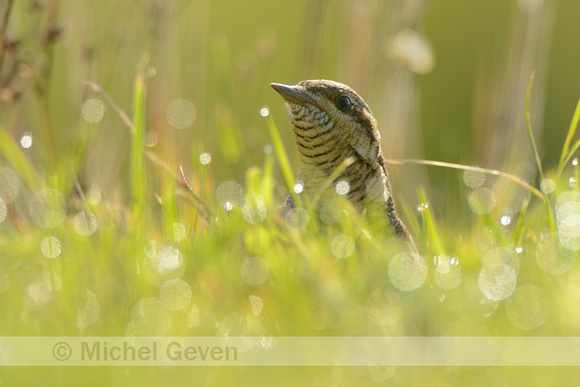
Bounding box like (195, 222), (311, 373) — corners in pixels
(2, 0), (580, 385)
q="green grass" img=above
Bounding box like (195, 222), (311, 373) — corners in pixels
(2, 1), (580, 385)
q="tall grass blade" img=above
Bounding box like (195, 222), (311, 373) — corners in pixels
(130, 70), (147, 218)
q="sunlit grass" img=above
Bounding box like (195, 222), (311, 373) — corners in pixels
(2, 0), (580, 385)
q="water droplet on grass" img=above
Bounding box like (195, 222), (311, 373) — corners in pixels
(259, 106), (270, 117)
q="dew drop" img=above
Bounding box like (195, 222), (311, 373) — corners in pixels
(388, 252), (427, 291)
(574, 158), (579, 166)
(81, 98), (105, 123)
(330, 234), (355, 259)
(167, 99), (196, 129)
(570, 177), (576, 188)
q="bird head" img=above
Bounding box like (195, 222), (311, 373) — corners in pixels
(271, 80), (382, 164)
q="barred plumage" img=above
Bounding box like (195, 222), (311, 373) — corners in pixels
(271, 80), (415, 250)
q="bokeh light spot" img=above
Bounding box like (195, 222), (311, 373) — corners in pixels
(159, 279), (192, 311)
(40, 236), (61, 258)
(29, 188), (67, 229)
(77, 289), (100, 331)
(167, 99), (196, 129)
(81, 98), (105, 123)
(0, 167), (19, 204)
(199, 152), (212, 165)
(330, 234), (355, 259)
(468, 187), (495, 215)
(335, 180), (350, 196)
(478, 263), (517, 301)
(536, 233), (575, 274)
(540, 178), (555, 194)
(463, 169), (486, 188)
(506, 285), (549, 330)
(555, 191), (580, 250)
(20, 132), (33, 148)
(284, 207), (310, 231)
(216, 181), (243, 210)
(259, 106), (270, 117)
(242, 193), (267, 224)
(130, 297), (173, 336)
(173, 222), (186, 243)
(241, 257), (270, 286)
(434, 255), (462, 290)
(248, 295), (263, 316)
(73, 211), (97, 236)
(388, 252), (427, 291)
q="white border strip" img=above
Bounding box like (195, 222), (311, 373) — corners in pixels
(1, 337), (580, 366)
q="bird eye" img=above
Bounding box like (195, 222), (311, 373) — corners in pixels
(336, 96), (352, 112)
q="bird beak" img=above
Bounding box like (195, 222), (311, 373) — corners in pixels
(271, 83), (317, 106)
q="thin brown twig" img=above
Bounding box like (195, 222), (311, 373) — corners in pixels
(384, 158), (545, 202)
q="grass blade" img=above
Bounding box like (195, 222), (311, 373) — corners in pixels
(130, 70), (147, 217)
(558, 98), (580, 172)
